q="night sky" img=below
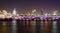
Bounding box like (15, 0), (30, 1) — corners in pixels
(0, 0), (60, 13)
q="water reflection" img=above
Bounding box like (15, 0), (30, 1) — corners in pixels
(57, 20), (60, 33)
(1, 21), (11, 33)
(2, 22), (7, 33)
(52, 21), (57, 33)
(40, 21), (45, 33)
(31, 20), (36, 33)
(12, 20), (17, 33)
(0, 20), (59, 33)
(44, 21), (51, 33)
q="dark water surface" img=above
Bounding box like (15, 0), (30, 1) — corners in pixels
(0, 20), (60, 33)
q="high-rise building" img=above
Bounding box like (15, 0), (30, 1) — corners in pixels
(31, 9), (37, 16)
(53, 10), (58, 16)
(47, 11), (51, 16)
(40, 10), (44, 16)
(12, 8), (17, 16)
(45, 13), (48, 16)
(3, 10), (8, 16)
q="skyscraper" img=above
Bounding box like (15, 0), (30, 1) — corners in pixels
(12, 8), (17, 16)
(53, 10), (58, 16)
(31, 9), (37, 16)
(40, 10), (44, 16)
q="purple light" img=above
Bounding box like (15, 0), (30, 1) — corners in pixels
(19, 17), (25, 20)
(52, 17), (55, 20)
(44, 17), (47, 19)
(21, 17), (25, 18)
(28, 16), (35, 19)
(32, 17), (35, 18)
(41, 17), (43, 19)
(40, 17), (44, 20)
(23, 18), (25, 20)
(26, 19), (29, 20)
(52, 16), (59, 20)
(55, 17), (58, 19)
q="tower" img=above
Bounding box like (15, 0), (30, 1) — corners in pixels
(32, 9), (37, 16)
(12, 8), (17, 16)
(53, 10), (58, 16)
(40, 10), (44, 16)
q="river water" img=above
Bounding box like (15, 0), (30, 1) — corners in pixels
(0, 20), (60, 33)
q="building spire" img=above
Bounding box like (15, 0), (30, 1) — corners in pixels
(12, 8), (16, 15)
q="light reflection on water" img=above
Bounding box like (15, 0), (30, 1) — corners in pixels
(52, 21), (57, 33)
(40, 21), (44, 33)
(12, 20), (17, 33)
(0, 20), (60, 33)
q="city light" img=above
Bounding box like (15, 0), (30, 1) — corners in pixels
(0, 9), (60, 20)
(53, 10), (58, 16)
(12, 8), (16, 15)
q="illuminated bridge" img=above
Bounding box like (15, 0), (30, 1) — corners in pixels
(17, 16), (60, 21)
(0, 16), (60, 21)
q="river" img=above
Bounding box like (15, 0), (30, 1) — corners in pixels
(0, 20), (60, 33)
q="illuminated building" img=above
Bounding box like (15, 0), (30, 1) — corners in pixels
(40, 10), (44, 16)
(12, 8), (17, 16)
(0, 10), (7, 18)
(45, 12), (51, 17)
(31, 9), (37, 16)
(3, 10), (8, 14)
(47, 11), (51, 16)
(53, 10), (58, 16)
(12, 8), (20, 19)
(45, 13), (48, 16)
(0, 10), (12, 18)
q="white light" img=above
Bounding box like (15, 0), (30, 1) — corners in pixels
(45, 13), (48, 16)
(12, 20), (16, 25)
(12, 20), (17, 33)
(53, 10), (57, 16)
(32, 9), (37, 16)
(32, 9), (36, 13)
(13, 8), (16, 15)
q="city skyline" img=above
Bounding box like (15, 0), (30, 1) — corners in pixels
(0, 8), (59, 16)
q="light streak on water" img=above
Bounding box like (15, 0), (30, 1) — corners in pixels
(44, 21), (51, 33)
(12, 20), (17, 33)
(2, 22), (7, 33)
(31, 20), (36, 33)
(52, 21), (57, 33)
(40, 21), (45, 33)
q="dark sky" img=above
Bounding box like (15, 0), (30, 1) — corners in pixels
(0, 0), (60, 13)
